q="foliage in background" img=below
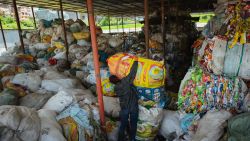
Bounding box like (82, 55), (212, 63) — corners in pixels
(0, 15), (35, 29)
(190, 12), (215, 23)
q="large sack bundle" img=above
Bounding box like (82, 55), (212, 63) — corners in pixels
(0, 89), (18, 106)
(198, 36), (250, 80)
(108, 36), (124, 48)
(0, 56), (16, 64)
(0, 106), (41, 141)
(41, 78), (79, 92)
(43, 88), (95, 113)
(107, 53), (166, 88)
(106, 119), (120, 141)
(12, 73), (42, 92)
(103, 96), (121, 118)
(43, 70), (67, 80)
(73, 32), (90, 40)
(228, 112), (250, 141)
(30, 43), (50, 50)
(136, 106), (163, 140)
(243, 93), (250, 112)
(192, 110), (232, 141)
(159, 110), (182, 140)
(38, 109), (66, 141)
(19, 93), (53, 110)
(178, 67), (247, 113)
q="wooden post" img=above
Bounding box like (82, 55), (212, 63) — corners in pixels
(86, 0), (106, 128)
(59, 0), (69, 62)
(31, 7), (36, 29)
(12, 0), (25, 53)
(0, 20), (7, 51)
(144, 0), (149, 58)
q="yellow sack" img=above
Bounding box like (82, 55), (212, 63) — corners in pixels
(42, 35), (52, 43)
(149, 39), (161, 49)
(73, 32), (90, 40)
(136, 122), (159, 139)
(107, 53), (166, 88)
(54, 41), (65, 49)
(102, 78), (115, 97)
(58, 117), (79, 141)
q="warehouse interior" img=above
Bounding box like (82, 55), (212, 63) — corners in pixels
(0, 0), (249, 141)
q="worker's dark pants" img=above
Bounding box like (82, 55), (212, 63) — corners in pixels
(118, 108), (139, 141)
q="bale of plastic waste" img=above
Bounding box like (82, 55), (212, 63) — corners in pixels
(178, 67), (247, 113)
(0, 105), (41, 141)
(198, 36), (250, 80)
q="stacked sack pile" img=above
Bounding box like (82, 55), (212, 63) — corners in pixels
(107, 53), (166, 140)
(0, 56), (104, 141)
(161, 1), (250, 140)
(0, 41), (106, 141)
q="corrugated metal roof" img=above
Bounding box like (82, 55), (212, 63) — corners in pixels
(0, 0), (216, 17)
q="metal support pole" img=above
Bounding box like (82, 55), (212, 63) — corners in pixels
(86, 0), (105, 128)
(12, 0), (24, 53)
(116, 18), (118, 32)
(57, 10), (60, 18)
(135, 15), (137, 33)
(31, 7), (36, 29)
(108, 8), (111, 33)
(122, 16), (124, 36)
(0, 20), (7, 51)
(59, 0), (69, 62)
(144, 0), (149, 58)
(161, 0), (166, 63)
(76, 11), (79, 19)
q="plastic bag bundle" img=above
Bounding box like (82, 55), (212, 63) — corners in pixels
(56, 103), (101, 141)
(192, 110), (232, 141)
(108, 36), (124, 48)
(137, 86), (166, 108)
(198, 36), (250, 80)
(136, 106), (163, 141)
(106, 119), (120, 141)
(107, 53), (166, 88)
(73, 32), (90, 40)
(178, 67), (247, 113)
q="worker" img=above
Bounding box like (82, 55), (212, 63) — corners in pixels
(109, 61), (139, 141)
